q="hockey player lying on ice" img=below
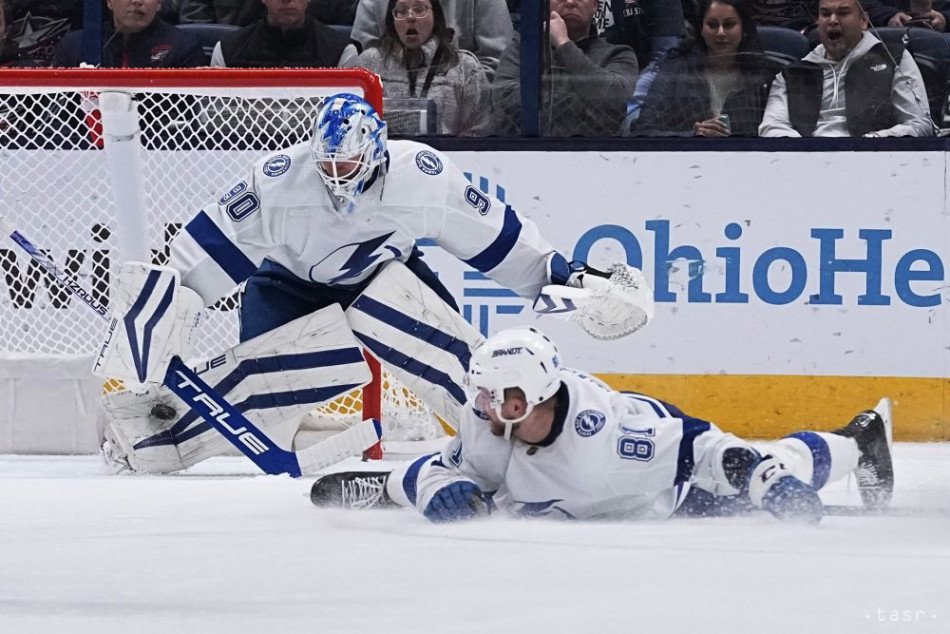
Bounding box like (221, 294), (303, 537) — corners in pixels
(311, 327), (895, 524)
(92, 92), (654, 474)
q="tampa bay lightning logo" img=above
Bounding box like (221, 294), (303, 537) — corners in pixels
(415, 150), (443, 175)
(262, 154), (291, 177)
(575, 409), (606, 437)
(310, 232), (402, 284)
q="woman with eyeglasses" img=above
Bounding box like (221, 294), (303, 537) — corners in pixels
(350, 0), (513, 78)
(344, 0), (491, 136)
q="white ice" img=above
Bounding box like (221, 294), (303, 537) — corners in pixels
(1, 444), (948, 634)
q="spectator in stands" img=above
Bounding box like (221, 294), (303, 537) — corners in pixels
(210, 0), (352, 66)
(491, 0), (639, 136)
(605, 0), (686, 126)
(634, 0), (781, 136)
(181, 0), (358, 27)
(180, 0), (264, 25)
(344, 0), (490, 136)
(605, 0), (686, 75)
(351, 0), (513, 78)
(53, 0), (205, 67)
(759, 0), (934, 136)
(2, 0), (82, 66)
(0, 0), (9, 64)
(746, 0), (818, 29)
(862, 0), (950, 31)
(309, 0), (360, 25)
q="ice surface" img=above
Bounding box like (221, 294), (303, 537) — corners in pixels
(1, 444), (948, 633)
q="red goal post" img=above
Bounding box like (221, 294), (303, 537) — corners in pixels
(0, 67), (439, 454)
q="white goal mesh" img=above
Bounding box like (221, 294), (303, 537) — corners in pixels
(0, 68), (443, 446)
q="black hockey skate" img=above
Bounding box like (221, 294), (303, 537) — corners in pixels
(310, 471), (397, 510)
(832, 398), (894, 511)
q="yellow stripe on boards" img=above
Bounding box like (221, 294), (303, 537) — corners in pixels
(598, 374), (950, 442)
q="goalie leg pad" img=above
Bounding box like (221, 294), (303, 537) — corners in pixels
(100, 305), (371, 473)
(346, 261), (485, 432)
(92, 262), (203, 390)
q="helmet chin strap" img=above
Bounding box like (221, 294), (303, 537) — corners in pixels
(494, 403), (533, 440)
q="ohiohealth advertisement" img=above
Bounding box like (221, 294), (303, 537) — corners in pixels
(430, 151), (950, 439)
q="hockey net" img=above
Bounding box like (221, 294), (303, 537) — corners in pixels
(0, 68), (443, 449)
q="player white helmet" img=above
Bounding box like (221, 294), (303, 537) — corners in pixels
(466, 327), (562, 439)
(311, 93), (388, 214)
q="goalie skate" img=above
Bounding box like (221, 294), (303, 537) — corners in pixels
(832, 398), (894, 511)
(310, 471), (397, 510)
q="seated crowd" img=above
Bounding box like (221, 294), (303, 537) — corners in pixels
(0, 0), (945, 137)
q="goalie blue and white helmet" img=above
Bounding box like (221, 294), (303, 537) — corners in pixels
(466, 327), (562, 439)
(311, 93), (387, 214)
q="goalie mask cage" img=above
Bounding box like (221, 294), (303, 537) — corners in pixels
(0, 68), (439, 454)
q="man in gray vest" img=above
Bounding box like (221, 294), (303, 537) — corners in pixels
(759, 0), (933, 137)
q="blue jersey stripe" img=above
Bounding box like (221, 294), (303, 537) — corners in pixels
(785, 431), (832, 489)
(185, 211), (257, 284)
(547, 252), (570, 285)
(624, 393), (674, 418)
(624, 392), (693, 421)
(624, 392), (711, 487)
(463, 206), (522, 273)
(402, 452), (438, 506)
(675, 418), (712, 486)
(356, 332), (468, 405)
(351, 296), (471, 370)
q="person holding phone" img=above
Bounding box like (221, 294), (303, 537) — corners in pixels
(862, 0), (950, 32)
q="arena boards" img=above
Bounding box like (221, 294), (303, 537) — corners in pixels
(426, 148), (950, 441)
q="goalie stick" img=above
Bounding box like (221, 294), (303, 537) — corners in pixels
(0, 215), (381, 477)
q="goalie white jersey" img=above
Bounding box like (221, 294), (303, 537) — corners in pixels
(168, 139), (560, 305)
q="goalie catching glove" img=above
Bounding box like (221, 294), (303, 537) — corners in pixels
(533, 258), (654, 340)
(92, 262), (203, 391)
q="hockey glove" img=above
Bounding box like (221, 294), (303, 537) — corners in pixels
(533, 260), (654, 340)
(92, 262), (203, 392)
(423, 480), (490, 522)
(748, 456), (823, 524)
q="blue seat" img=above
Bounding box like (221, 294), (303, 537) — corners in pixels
(177, 23), (240, 65)
(871, 26), (950, 57)
(757, 26), (810, 63)
(871, 27), (950, 126)
(326, 24), (353, 39)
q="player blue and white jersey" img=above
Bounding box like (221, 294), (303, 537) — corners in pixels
(399, 369), (723, 521)
(168, 139), (561, 305)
